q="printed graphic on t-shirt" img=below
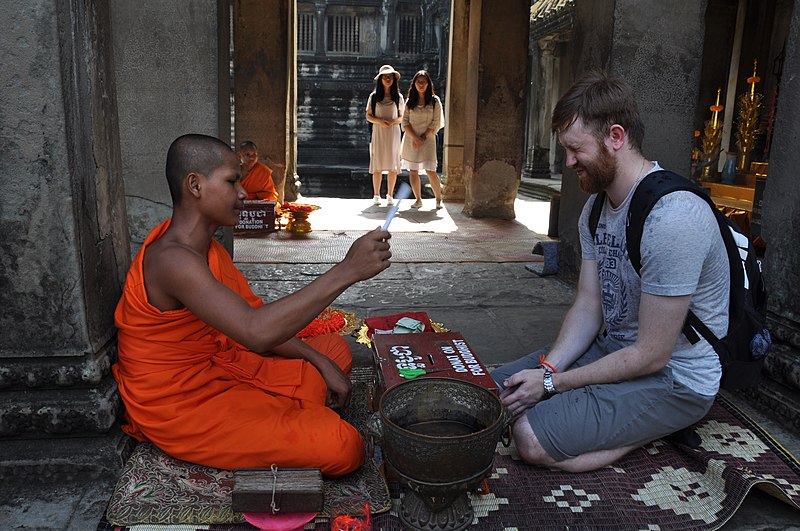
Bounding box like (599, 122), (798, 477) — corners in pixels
(596, 222), (629, 332)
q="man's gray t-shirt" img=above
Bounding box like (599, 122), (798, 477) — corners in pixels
(578, 164), (728, 396)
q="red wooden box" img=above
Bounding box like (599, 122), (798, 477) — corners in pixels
(371, 332), (498, 411)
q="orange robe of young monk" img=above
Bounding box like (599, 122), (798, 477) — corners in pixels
(241, 161), (278, 201)
(112, 220), (364, 476)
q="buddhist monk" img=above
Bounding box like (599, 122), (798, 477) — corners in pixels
(238, 140), (278, 201)
(112, 134), (392, 477)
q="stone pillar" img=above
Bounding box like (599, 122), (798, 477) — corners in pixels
(461, 0), (530, 219)
(763, 1), (800, 351)
(523, 38), (556, 179)
(112, 0), (226, 253)
(314, 0), (326, 57)
(432, 4), (448, 80)
(556, 0), (706, 279)
(442, 0), (469, 200)
(234, 0), (298, 202)
(381, 0), (398, 55)
(539, 40), (557, 173)
(522, 46), (540, 179)
(0, 0), (131, 479)
(758, 2), (800, 430)
(285, 0), (299, 205)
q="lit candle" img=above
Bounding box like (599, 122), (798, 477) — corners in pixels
(710, 88), (722, 129)
(748, 60), (760, 101)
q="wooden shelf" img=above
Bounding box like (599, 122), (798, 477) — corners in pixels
(712, 196), (753, 212)
(704, 182), (754, 213)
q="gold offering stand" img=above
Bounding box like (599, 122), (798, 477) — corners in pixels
(735, 60), (762, 173)
(281, 204), (320, 233)
(701, 88), (724, 180)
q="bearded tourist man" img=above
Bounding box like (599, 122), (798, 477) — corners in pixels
(492, 71), (729, 472)
(112, 134), (391, 476)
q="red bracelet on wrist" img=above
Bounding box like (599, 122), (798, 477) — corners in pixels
(539, 353), (558, 373)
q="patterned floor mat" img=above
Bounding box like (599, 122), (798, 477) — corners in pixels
(100, 393), (800, 531)
(104, 379), (389, 526)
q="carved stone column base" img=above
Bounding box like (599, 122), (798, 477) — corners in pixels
(462, 201), (516, 220)
(763, 343), (800, 392)
(741, 377), (800, 436)
(0, 426), (135, 484)
(738, 342), (800, 436)
(768, 311), (800, 351)
(0, 374), (120, 437)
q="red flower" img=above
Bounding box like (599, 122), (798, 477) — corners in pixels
(297, 308), (347, 338)
(281, 202), (319, 213)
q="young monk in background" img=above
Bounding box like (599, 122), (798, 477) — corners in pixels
(112, 134), (392, 477)
(238, 140), (278, 200)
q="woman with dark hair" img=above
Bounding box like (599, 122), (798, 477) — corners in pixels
(401, 70), (444, 209)
(366, 65), (404, 206)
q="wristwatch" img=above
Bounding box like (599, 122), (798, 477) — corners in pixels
(542, 369), (559, 398)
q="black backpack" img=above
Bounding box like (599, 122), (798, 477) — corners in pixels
(588, 170), (770, 390)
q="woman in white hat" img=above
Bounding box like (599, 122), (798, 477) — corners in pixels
(366, 65), (404, 206)
(400, 70), (444, 209)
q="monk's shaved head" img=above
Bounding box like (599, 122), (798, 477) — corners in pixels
(166, 134), (235, 205)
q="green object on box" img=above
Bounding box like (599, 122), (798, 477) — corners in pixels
(399, 368), (428, 379)
(393, 317), (426, 334)
(398, 367), (451, 379)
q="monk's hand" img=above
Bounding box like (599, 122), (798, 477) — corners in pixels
(341, 228), (391, 281)
(314, 356), (352, 409)
(499, 369), (545, 418)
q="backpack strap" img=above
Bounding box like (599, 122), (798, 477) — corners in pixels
(684, 311), (715, 345)
(626, 170), (706, 273)
(627, 170), (724, 346)
(588, 191), (606, 239)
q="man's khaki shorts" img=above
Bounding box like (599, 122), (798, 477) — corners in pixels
(491, 335), (715, 461)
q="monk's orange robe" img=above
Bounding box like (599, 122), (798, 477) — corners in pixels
(112, 219), (364, 476)
(241, 161), (278, 201)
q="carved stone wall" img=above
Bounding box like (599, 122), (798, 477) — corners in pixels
(751, 0), (800, 425)
(763, 0), (800, 353)
(0, 0), (132, 479)
(112, 0), (224, 252)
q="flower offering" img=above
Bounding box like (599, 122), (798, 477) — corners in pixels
(281, 202), (320, 213)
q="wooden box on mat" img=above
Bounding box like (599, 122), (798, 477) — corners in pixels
(234, 200), (277, 233)
(232, 468), (323, 513)
(371, 331), (498, 411)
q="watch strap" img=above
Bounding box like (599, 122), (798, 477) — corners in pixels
(542, 369), (558, 397)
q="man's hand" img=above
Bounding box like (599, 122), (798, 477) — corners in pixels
(339, 228), (391, 282)
(499, 369), (546, 418)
